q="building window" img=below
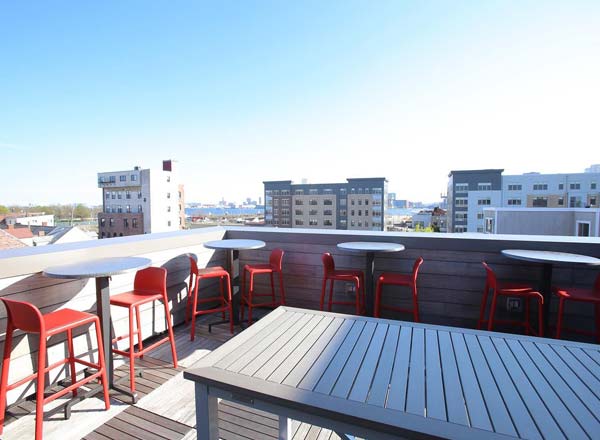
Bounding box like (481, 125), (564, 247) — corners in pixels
(455, 198), (468, 206)
(309, 209), (318, 215)
(351, 210), (355, 216)
(167, 192), (171, 199)
(309, 199), (318, 205)
(350, 220), (355, 227)
(324, 210), (333, 216)
(109, 218), (114, 227)
(309, 189), (318, 195)
(117, 206), (123, 213)
(365, 200), (369, 205)
(100, 218), (106, 227)
(295, 199), (303, 206)
(570, 183), (581, 190)
(455, 213), (467, 221)
(124, 218), (129, 228)
(592, 182), (597, 190)
(590, 196), (597, 206)
(340, 199), (346, 206)
(507, 184), (522, 191)
(125, 191), (131, 199)
(532, 197), (548, 207)
(309, 219), (318, 226)
(558, 183), (564, 190)
(533, 183), (548, 191)
(324, 199), (333, 205)
(373, 210), (381, 217)
(340, 209), (347, 216)
(295, 209), (303, 216)
(577, 222), (591, 237)
(167, 206), (171, 212)
(455, 183), (469, 192)
(477, 227), (484, 233)
(138, 205), (143, 213)
(507, 199), (521, 206)
(477, 183), (492, 191)
(282, 199), (290, 206)
(294, 189), (304, 195)
(455, 226), (467, 232)
(340, 188), (347, 195)
(281, 218), (290, 225)
(109, 176), (116, 183)
(166, 176), (171, 182)
(120, 175), (126, 182)
(365, 209), (369, 216)
(105, 192), (110, 199)
(295, 219), (304, 226)
(168, 221), (171, 227)
(477, 212), (484, 220)
(569, 196), (582, 208)
(126, 205), (131, 213)
(282, 209), (290, 216)
(358, 200), (362, 206)
(357, 221), (363, 227)
(558, 197), (564, 206)
(364, 221), (369, 227)
(131, 174), (137, 181)
(111, 192), (116, 199)
(358, 210), (362, 216)
(138, 192), (142, 199)
(351, 199), (355, 206)
(477, 199), (491, 205)
(324, 219), (333, 226)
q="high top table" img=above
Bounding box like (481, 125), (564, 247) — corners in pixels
(44, 256), (151, 403)
(204, 239), (266, 327)
(501, 249), (600, 335)
(185, 306), (600, 440)
(337, 242), (405, 316)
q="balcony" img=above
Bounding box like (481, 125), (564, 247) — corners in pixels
(1, 227), (599, 438)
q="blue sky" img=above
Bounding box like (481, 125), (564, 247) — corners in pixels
(1, 1), (599, 205)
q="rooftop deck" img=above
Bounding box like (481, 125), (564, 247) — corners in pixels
(1, 226), (599, 438)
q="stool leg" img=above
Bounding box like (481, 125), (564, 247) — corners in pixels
(135, 306), (143, 359)
(328, 279), (334, 312)
(94, 319), (111, 410)
(537, 297), (544, 337)
(270, 272), (276, 305)
(478, 282), (490, 330)
(185, 276), (192, 325)
(0, 323), (14, 434)
(66, 328), (78, 397)
(241, 269), (247, 322)
(226, 275), (234, 334)
(279, 271), (286, 306)
(412, 283), (420, 323)
(220, 277), (226, 319)
(128, 308), (136, 393)
(525, 297), (531, 335)
(320, 278), (327, 311)
(163, 298), (178, 369)
(374, 280), (382, 318)
(354, 278), (360, 315)
(556, 298), (565, 339)
(190, 282), (199, 342)
(487, 291), (498, 331)
(248, 272), (255, 325)
(35, 337), (47, 440)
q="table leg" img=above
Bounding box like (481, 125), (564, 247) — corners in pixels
(95, 277), (113, 385)
(365, 252), (375, 316)
(195, 383), (219, 440)
(540, 263), (553, 336)
(209, 249), (243, 331)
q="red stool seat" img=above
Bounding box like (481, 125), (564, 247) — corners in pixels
(0, 299), (110, 440)
(320, 253), (365, 315)
(553, 274), (600, 342)
(479, 262), (543, 336)
(375, 257), (424, 321)
(110, 266), (178, 395)
(186, 257), (233, 339)
(241, 248), (286, 325)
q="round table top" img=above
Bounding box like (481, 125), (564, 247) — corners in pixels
(501, 249), (600, 266)
(337, 241), (405, 253)
(44, 256), (152, 279)
(204, 239), (266, 251)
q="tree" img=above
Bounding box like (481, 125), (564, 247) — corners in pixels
(73, 204), (91, 219)
(0, 205), (9, 214)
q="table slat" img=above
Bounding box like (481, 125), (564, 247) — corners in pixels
(522, 340), (600, 437)
(492, 337), (565, 439)
(331, 321), (378, 399)
(438, 331), (469, 426)
(478, 336), (541, 440)
(425, 329), (446, 421)
(464, 334), (516, 436)
(406, 327), (425, 417)
(348, 322), (388, 402)
(313, 320), (366, 395)
(365, 324), (400, 407)
(554, 346), (600, 400)
(386, 326), (412, 412)
(452, 332), (493, 431)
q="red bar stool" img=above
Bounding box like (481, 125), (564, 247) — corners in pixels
(553, 273), (600, 342)
(320, 252), (365, 315)
(479, 262), (544, 336)
(110, 266), (177, 394)
(241, 248), (286, 325)
(0, 298), (110, 440)
(374, 257), (424, 321)
(186, 257), (233, 339)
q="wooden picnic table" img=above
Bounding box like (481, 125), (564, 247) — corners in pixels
(184, 306), (600, 440)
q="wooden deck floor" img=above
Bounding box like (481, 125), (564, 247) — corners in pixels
(2, 311), (344, 440)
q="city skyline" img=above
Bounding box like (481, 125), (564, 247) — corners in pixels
(1, 2), (599, 206)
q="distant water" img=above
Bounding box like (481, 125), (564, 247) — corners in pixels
(187, 207), (420, 217)
(186, 208), (262, 216)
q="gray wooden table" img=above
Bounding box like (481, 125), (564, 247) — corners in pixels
(184, 306), (600, 439)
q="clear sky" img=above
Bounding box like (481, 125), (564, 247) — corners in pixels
(1, 1), (598, 206)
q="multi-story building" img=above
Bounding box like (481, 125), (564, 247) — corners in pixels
(97, 160), (185, 238)
(448, 168), (600, 233)
(263, 178), (387, 231)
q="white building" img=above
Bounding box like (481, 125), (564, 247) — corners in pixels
(97, 160), (185, 238)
